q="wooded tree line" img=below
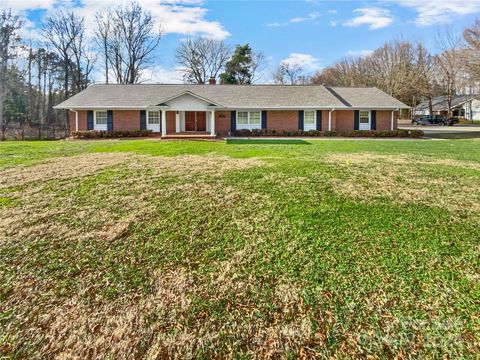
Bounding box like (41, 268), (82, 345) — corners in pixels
(1, 1), (480, 138)
(304, 24), (480, 111)
(0, 2), (266, 138)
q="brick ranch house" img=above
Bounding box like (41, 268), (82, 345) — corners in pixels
(55, 84), (409, 138)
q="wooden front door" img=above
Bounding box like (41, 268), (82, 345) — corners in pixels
(196, 112), (206, 131)
(184, 111), (206, 131)
(185, 111), (196, 131)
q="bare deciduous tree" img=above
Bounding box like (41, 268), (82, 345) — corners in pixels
(95, 9), (112, 84)
(43, 10), (93, 133)
(0, 8), (24, 140)
(312, 39), (458, 107)
(273, 62), (306, 85)
(95, 1), (163, 84)
(463, 19), (480, 84)
(435, 28), (465, 116)
(175, 37), (231, 84)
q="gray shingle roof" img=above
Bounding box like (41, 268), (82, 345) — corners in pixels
(416, 95), (480, 111)
(54, 84), (409, 110)
(327, 87), (408, 109)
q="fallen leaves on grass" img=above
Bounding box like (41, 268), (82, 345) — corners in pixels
(325, 152), (480, 215)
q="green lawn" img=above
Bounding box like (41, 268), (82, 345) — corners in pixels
(1, 139), (479, 358)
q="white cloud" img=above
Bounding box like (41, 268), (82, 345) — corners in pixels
(268, 11), (320, 27)
(2, 0), (57, 11)
(343, 7), (394, 30)
(346, 49), (374, 58)
(139, 65), (185, 83)
(392, 0), (480, 26)
(330, 21), (337, 27)
(281, 53), (322, 72)
(290, 11), (320, 23)
(328, 9), (337, 14)
(3, 0), (230, 40)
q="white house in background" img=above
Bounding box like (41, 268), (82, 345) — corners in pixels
(414, 95), (480, 120)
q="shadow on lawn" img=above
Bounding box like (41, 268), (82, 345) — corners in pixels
(226, 139), (311, 145)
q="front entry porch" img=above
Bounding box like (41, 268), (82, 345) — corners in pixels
(159, 110), (216, 138)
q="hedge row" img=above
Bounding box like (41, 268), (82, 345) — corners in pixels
(71, 130), (153, 139)
(232, 128), (424, 138)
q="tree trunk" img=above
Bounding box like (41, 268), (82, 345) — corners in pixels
(64, 58), (70, 137)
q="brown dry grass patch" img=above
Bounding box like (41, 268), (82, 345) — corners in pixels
(0, 152), (326, 358)
(325, 152), (480, 215)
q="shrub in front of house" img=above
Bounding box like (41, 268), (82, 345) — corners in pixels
(231, 129), (424, 138)
(72, 130), (153, 139)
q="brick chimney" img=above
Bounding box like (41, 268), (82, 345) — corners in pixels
(208, 77), (216, 85)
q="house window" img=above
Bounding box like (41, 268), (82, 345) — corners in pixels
(148, 111), (160, 124)
(237, 111), (249, 125)
(304, 111), (315, 124)
(95, 111), (107, 125)
(237, 111), (261, 129)
(359, 111), (370, 124)
(249, 111), (261, 125)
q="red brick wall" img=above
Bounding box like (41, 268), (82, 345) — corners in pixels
(113, 110), (140, 131)
(69, 110), (87, 134)
(334, 110), (354, 131)
(267, 111), (299, 131)
(320, 110), (329, 131)
(68, 109), (400, 136)
(375, 110), (398, 130)
(215, 111), (231, 137)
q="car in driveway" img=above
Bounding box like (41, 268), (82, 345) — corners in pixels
(412, 115), (455, 126)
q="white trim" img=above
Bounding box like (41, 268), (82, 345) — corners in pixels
(390, 110), (394, 130)
(210, 110), (216, 136)
(94, 110), (108, 131)
(175, 111), (180, 133)
(303, 110), (316, 131)
(56, 105), (410, 111)
(328, 110), (332, 131)
(146, 110), (161, 132)
(70, 109), (79, 132)
(161, 110), (166, 137)
(157, 90), (223, 107)
(359, 110), (371, 130)
(236, 110), (262, 130)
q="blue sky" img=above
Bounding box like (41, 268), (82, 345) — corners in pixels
(4, 0), (480, 82)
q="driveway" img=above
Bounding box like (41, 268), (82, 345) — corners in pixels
(399, 123), (480, 139)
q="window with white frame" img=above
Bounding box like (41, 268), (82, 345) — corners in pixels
(303, 110), (316, 131)
(95, 111), (107, 125)
(359, 110), (370, 124)
(237, 111), (261, 128)
(148, 111), (160, 124)
(304, 111), (315, 124)
(249, 111), (261, 125)
(237, 111), (249, 125)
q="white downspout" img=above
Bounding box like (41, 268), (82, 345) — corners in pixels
(390, 110), (394, 130)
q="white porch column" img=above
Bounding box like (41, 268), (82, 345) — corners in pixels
(390, 110), (394, 130)
(328, 110), (332, 131)
(161, 110), (166, 137)
(175, 111), (180, 133)
(71, 109), (78, 132)
(210, 110), (215, 136)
